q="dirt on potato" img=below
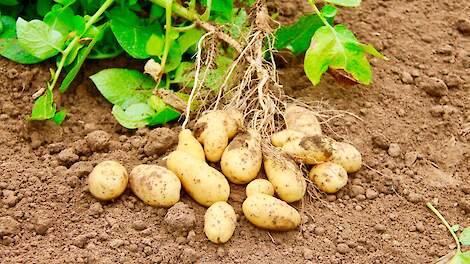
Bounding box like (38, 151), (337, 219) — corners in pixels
(1, 0), (470, 263)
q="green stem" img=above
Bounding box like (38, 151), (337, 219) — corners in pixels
(307, 0), (334, 31)
(149, 0), (198, 21)
(426, 202), (461, 253)
(160, 0), (173, 74)
(201, 0), (212, 21)
(85, 0), (114, 29)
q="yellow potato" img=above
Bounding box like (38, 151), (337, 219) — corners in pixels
(176, 129), (205, 161)
(242, 194), (300, 231)
(246, 179), (274, 197)
(285, 105), (322, 137)
(281, 135), (334, 164)
(263, 155), (306, 202)
(271, 129), (305, 147)
(329, 142), (362, 173)
(166, 150), (230, 207)
(224, 109), (244, 139)
(204, 201), (237, 244)
(88, 160), (128, 201)
(309, 162), (348, 194)
(129, 165), (181, 207)
(194, 111), (229, 162)
(220, 131), (262, 184)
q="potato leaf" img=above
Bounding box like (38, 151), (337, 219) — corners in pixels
(146, 106), (181, 126)
(201, 0), (233, 21)
(323, 0), (361, 7)
(44, 5), (85, 35)
(448, 251), (470, 264)
(304, 24), (383, 85)
(16, 18), (65, 59)
(459, 227), (470, 246)
(178, 28), (204, 54)
(52, 109), (67, 125)
(112, 103), (155, 129)
(146, 33), (164, 57)
(30, 89), (56, 120)
(0, 0), (19, 6)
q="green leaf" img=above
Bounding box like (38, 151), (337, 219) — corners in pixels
(16, 18), (65, 59)
(52, 109), (67, 125)
(112, 103), (154, 129)
(44, 5), (85, 35)
(448, 251), (470, 264)
(148, 95), (167, 112)
(90, 68), (155, 107)
(178, 28), (204, 54)
(37, 0), (54, 17)
(304, 24), (374, 85)
(0, 0), (19, 6)
(0, 16), (43, 64)
(30, 89), (56, 120)
(323, 0), (361, 7)
(146, 106), (180, 126)
(201, 0), (233, 21)
(275, 12), (334, 54)
(146, 34), (164, 56)
(54, 0), (76, 5)
(459, 227), (470, 246)
(322, 5), (337, 18)
(164, 41), (183, 73)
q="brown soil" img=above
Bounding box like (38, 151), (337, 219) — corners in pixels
(1, 0), (470, 263)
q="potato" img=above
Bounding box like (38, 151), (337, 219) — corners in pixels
(166, 150), (230, 207)
(176, 129), (205, 161)
(329, 142), (362, 173)
(204, 201), (237, 244)
(285, 105), (322, 137)
(88, 160), (128, 200)
(129, 165), (181, 207)
(242, 194), (301, 231)
(220, 131), (262, 184)
(246, 179), (274, 197)
(194, 110), (242, 162)
(263, 155), (306, 202)
(281, 135), (334, 164)
(271, 129), (305, 147)
(224, 109), (244, 139)
(309, 162), (348, 193)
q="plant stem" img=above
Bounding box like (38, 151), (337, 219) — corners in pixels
(85, 0), (114, 29)
(307, 0), (334, 31)
(160, 0), (173, 75)
(149, 0), (198, 21)
(426, 202), (461, 253)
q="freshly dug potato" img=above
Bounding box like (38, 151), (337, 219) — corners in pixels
(246, 179), (275, 197)
(285, 105), (322, 137)
(224, 109), (244, 138)
(309, 162), (348, 193)
(166, 150), (230, 207)
(242, 194), (301, 231)
(263, 155), (306, 202)
(220, 131), (262, 184)
(176, 129), (205, 161)
(129, 165), (181, 207)
(194, 110), (242, 162)
(204, 201), (237, 244)
(281, 135), (334, 164)
(271, 129), (305, 147)
(88, 160), (128, 201)
(329, 142), (362, 173)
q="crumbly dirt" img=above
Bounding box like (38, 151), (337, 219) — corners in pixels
(1, 0), (470, 263)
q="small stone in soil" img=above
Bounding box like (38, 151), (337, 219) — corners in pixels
(388, 143), (401, 157)
(314, 226), (326, 235)
(419, 77), (448, 97)
(401, 72), (414, 84)
(85, 130), (111, 152)
(326, 194), (337, 202)
(371, 134), (389, 150)
(89, 202), (104, 216)
(109, 239), (125, 249)
(407, 192), (422, 203)
(404, 152), (418, 166)
(350, 185), (365, 197)
(69, 161), (93, 178)
(415, 222), (425, 233)
(2, 190), (19, 207)
(456, 19), (470, 35)
(374, 223), (386, 232)
(365, 189), (378, 200)
(336, 243), (350, 254)
(34, 218), (52, 235)
(164, 202), (195, 234)
(57, 148), (79, 165)
(303, 248), (314, 260)
(0, 216), (20, 236)
(132, 220), (147, 231)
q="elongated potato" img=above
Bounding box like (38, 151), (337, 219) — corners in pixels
(221, 131), (262, 184)
(329, 142), (362, 173)
(281, 135), (334, 164)
(166, 150), (230, 207)
(285, 105), (322, 137)
(271, 129), (305, 147)
(246, 179), (274, 197)
(129, 165), (181, 207)
(242, 194), (301, 231)
(204, 201), (237, 244)
(88, 160), (128, 201)
(224, 109), (244, 138)
(263, 155), (306, 202)
(176, 129), (205, 161)
(309, 162), (348, 193)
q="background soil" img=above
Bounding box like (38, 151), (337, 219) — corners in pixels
(1, 0), (470, 263)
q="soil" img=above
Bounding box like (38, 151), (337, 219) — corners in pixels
(1, 0), (470, 263)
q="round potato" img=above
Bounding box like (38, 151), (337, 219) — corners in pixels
(329, 142), (362, 173)
(221, 131), (262, 184)
(246, 179), (275, 197)
(129, 165), (181, 207)
(242, 194), (300, 231)
(264, 155), (306, 202)
(281, 135), (334, 164)
(309, 162), (348, 193)
(204, 201), (237, 244)
(271, 129), (305, 147)
(88, 160), (128, 200)
(166, 150), (230, 207)
(177, 129), (205, 161)
(285, 105), (322, 137)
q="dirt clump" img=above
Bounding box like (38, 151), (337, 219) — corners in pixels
(144, 127), (178, 156)
(164, 202), (196, 235)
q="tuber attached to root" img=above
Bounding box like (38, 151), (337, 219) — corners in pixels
(88, 160), (128, 201)
(285, 105), (322, 137)
(309, 162), (348, 194)
(280, 135), (334, 165)
(204, 201), (237, 244)
(246, 179), (275, 197)
(177, 129), (206, 161)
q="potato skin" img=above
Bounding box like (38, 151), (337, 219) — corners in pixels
(329, 142), (362, 173)
(309, 162), (348, 194)
(221, 131), (262, 184)
(271, 129), (305, 147)
(194, 111), (230, 162)
(166, 150), (230, 207)
(246, 179), (275, 197)
(177, 129), (205, 161)
(263, 156), (306, 202)
(129, 165), (181, 207)
(204, 201), (237, 244)
(285, 105), (322, 137)
(281, 135), (334, 165)
(88, 160), (128, 201)
(242, 194), (301, 231)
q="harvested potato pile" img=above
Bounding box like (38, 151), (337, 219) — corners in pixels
(87, 106), (363, 244)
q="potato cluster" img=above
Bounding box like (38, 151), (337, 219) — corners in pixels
(87, 106), (362, 244)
